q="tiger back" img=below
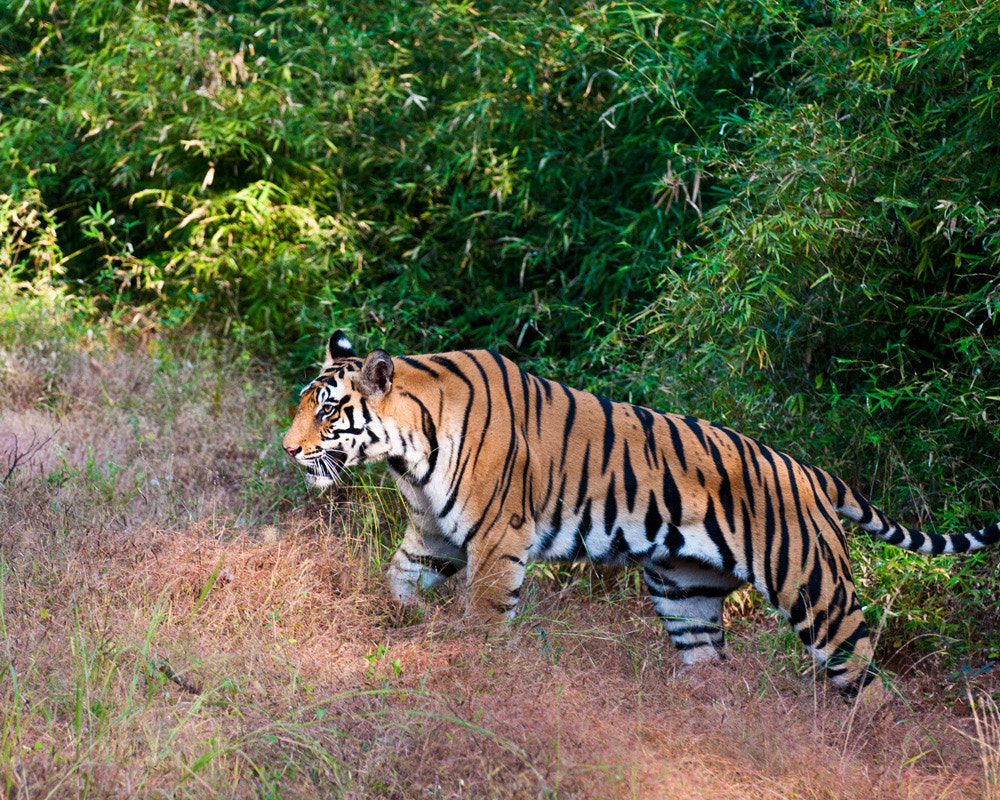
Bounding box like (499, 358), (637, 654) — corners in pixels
(283, 332), (1000, 692)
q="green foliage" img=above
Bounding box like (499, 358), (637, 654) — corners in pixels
(3, 0), (999, 653)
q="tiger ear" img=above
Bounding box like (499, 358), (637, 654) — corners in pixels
(322, 330), (357, 369)
(359, 350), (394, 399)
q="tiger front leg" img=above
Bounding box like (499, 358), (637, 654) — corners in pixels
(465, 521), (531, 621)
(643, 557), (743, 664)
(387, 520), (467, 606)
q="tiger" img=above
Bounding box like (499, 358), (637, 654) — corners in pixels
(282, 331), (1000, 693)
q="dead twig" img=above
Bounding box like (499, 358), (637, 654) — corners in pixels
(1, 428), (58, 485)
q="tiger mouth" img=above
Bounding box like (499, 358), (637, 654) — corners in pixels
(305, 450), (348, 487)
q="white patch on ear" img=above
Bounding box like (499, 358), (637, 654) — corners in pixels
(323, 330), (358, 370)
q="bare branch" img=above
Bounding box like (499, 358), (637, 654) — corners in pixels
(1, 428), (58, 485)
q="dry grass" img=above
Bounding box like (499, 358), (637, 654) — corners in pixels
(1, 315), (997, 799)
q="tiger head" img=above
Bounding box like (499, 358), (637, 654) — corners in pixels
(282, 331), (395, 488)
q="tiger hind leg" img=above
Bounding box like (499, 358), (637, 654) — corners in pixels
(643, 558), (743, 664)
(783, 575), (879, 696)
(770, 553), (879, 694)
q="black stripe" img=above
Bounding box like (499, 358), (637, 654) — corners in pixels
(740, 498), (755, 585)
(704, 431), (736, 533)
(830, 474), (847, 509)
(813, 583), (848, 651)
(566, 501), (593, 561)
(358, 396), (372, 424)
(799, 467), (844, 536)
(828, 621), (867, 667)
(761, 484), (778, 606)
(667, 624), (724, 638)
(431, 355), (477, 518)
(387, 455), (408, 475)
(517, 364), (532, 438)
(633, 406), (659, 469)
(536, 460), (555, 520)
(703, 495), (737, 573)
(399, 356), (439, 376)
(788, 557), (824, 626)
(664, 416), (687, 473)
(400, 548), (463, 577)
(884, 526), (906, 546)
(661, 458), (683, 526)
(486, 352), (521, 524)
(644, 491), (662, 543)
(537, 375), (553, 403)
(681, 416), (708, 452)
(812, 467), (828, 494)
(538, 473), (568, 556)
(525, 463), (537, 520)
(758, 446), (790, 600)
(401, 391), (440, 486)
(815, 532), (839, 585)
(610, 527), (631, 555)
(598, 396), (616, 473)
(462, 480), (502, 546)
(533, 376), (544, 439)
(439, 454), (470, 519)
(558, 384), (577, 472)
(777, 452), (811, 574)
(852, 488), (874, 525)
(622, 440), (638, 513)
(665, 523), (685, 554)
(742, 434), (764, 488)
(604, 474), (618, 536)
(574, 441), (591, 512)
(673, 641), (718, 651)
(664, 585), (734, 600)
(464, 352), (494, 471)
(716, 426), (757, 517)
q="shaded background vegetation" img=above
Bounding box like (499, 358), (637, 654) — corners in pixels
(2, 0), (999, 654)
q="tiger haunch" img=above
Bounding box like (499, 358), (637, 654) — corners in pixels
(283, 332), (1000, 693)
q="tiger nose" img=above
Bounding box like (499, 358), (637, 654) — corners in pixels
(283, 445), (301, 458)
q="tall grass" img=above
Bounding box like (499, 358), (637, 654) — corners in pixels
(968, 690), (1000, 800)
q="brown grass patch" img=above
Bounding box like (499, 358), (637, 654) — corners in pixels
(4, 511), (997, 798)
(2, 326), (997, 798)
